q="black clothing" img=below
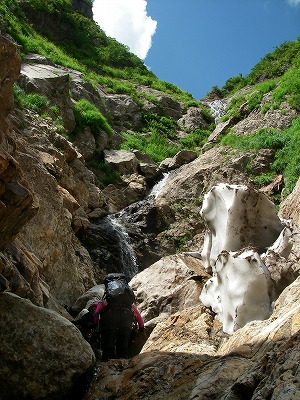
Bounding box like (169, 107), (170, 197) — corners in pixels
(100, 307), (133, 361)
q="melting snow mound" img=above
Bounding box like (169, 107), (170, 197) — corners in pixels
(199, 183), (294, 334)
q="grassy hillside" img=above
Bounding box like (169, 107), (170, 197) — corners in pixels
(1, 0), (299, 196)
(0, 0), (197, 104)
(209, 39), (300, 197)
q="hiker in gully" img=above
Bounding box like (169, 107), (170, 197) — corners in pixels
(94, 273), (144, 362)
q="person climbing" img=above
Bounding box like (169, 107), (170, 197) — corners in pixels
(93, 273), (144, 362)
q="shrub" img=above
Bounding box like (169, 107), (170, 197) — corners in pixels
(13, 83), (49, 113)
(73, 99), (112, 144)
(221, 117), (300, 196)
(120, 130), (178, 162)
(86, 160), (121, 188)
(141, 113), (177, 137)
(179, 129), (210, 149)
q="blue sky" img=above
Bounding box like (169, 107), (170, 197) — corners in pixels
(93, 0), (300, 99)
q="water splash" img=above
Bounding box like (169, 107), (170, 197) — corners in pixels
(148, 173), (170, 199)
(104, 215), (139, 279)
(207, 99), (228, 122)
(85, 215), (139, 279)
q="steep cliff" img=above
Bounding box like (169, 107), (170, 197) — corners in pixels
(0, 1), (299, 399)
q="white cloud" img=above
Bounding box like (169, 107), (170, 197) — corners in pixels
(92, 0), (157, 60)
(287, 0), (300, 6)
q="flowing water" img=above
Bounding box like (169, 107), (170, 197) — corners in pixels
(148, 172), (170, 199)
(206, 99), (228, 122)
(86, 173), (171, 279)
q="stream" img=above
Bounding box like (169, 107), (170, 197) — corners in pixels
(84, 173), (170, 279)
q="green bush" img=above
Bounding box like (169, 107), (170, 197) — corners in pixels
(142, 113), (177, 138)
(73, 99), (112, 143)
(13, 83), (49, 113)
(221, 117), (300, 196)
(272, 68), (300, 111)
(86, 160), (121, 188)
(272, 117), (300, 195)
(179, 129), (210, 149)
(120, 130), (178, 162)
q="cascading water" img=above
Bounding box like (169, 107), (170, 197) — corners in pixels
(105, 215), (139, 278)
(148, 172), (170, 199)
(206, 99), (228, 123)
(85, 214), (138, 279)
(85, 173), (171, 279)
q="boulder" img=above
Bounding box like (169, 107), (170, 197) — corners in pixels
(203, 119), (233, 149)
(105, 94), (142, 130)
(141, 305), (217, 355)
(101, 173), (147, 212)
(129, 253), (209, 326)
(70, 284), (105, 314)
(104, 149), (138, 175)
(137, 85), (184, 119)
(177, 106), (209, 131)
(73, 126), (97, 160)
(18, 63), (76, 132)
(133, 149), (155, 164)
(138, 162), (162, 182)
(159, 150), (197, 171)
(0, 292), (95, 400)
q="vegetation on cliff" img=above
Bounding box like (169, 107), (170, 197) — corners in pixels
(1, 0), (299, 196)
(0, 0), (196, 104)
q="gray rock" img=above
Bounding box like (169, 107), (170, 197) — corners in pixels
(133, 149), (155, 164)
(178, 106), (209, 131)
(104, 149), (138, 175)
(0, 292), (95, 400)
(159, 150), (197, 171)
(105, 94), (142, 130)
(138, 162), (162, 182)
(71, 284), (105, 314)
(18, 63), (76, 132)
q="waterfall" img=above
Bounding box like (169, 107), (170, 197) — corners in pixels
(84, 215), (139, 279)
(86, 173), (171, 278)
(105, 215), (139, 278)
(206, 99), (228, 122)
(148, 172), (170, 199)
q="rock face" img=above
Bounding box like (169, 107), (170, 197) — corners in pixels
(85, 277), (300, 399)
(178, 106), (209, 131)
(19, 62), (76, 132)
(130, 253), (210, 327)
(83, 269), (300, 400)
(83, 181), (300, 400)
(0, 37), (39, 289)
(0, 35), (20, 138)
(0, 292), (95, 400)
(0, 20), (299, 400)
